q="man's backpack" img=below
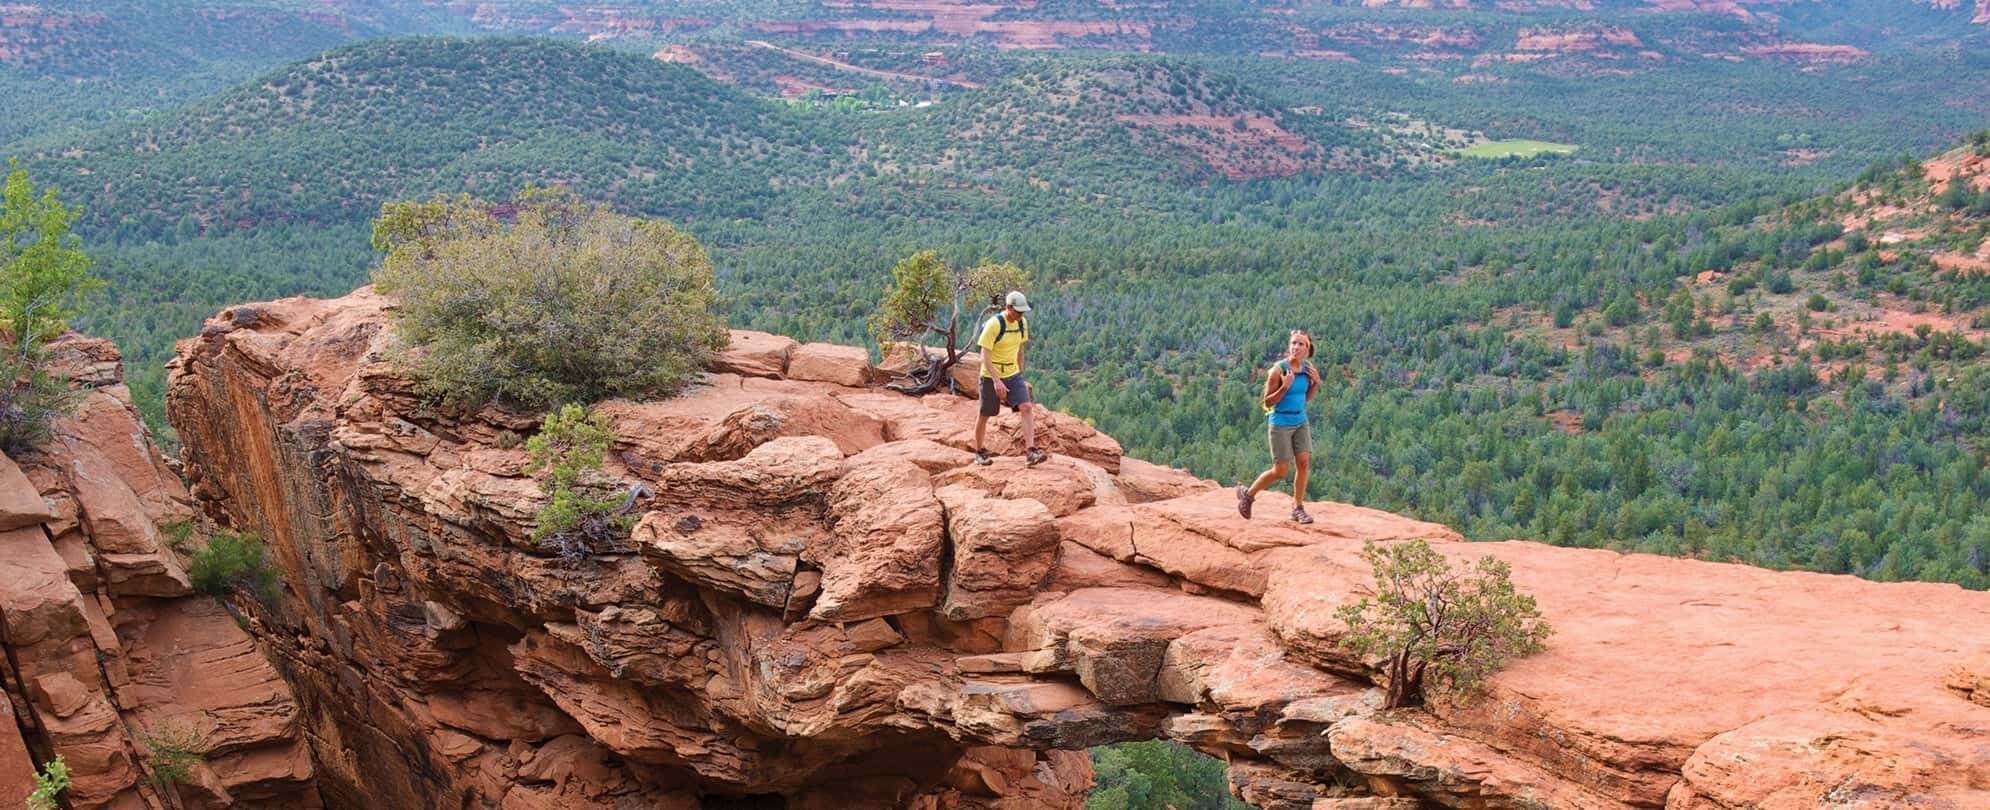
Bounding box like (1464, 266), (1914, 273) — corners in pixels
(988, 314), (1028, 345)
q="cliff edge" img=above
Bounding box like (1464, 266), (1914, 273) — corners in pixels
(164, 287), (1990, 809)
(1, 336), (320, 809)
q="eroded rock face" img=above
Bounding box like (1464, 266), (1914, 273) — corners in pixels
(166, 287), (1990, 809)
(0, 335), (320, 809)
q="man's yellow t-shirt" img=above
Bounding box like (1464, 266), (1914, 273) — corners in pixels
(976, 314), (1028, 378)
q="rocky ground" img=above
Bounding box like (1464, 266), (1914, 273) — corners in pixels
(153, 287), (1990, 809)
(1, 337), (320, 808)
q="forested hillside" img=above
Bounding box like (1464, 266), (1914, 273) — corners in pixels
(3, 9), (1987, 608)
(43, 38), (835, 235)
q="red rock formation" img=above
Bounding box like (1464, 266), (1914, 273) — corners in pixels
(167, 287), (1990, 808)
(0, 336), (320, 809)
(1928, 0), (1990, 24)
(1514, 25), (1642, 53)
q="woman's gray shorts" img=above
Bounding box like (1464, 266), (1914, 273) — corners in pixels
(1268, 423), (1312, 463)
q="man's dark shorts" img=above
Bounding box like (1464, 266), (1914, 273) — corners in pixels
(979, 373), (1030, 417)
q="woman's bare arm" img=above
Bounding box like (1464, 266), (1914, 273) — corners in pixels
(1261, 365), (1289, 409)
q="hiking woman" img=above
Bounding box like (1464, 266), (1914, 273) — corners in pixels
(1237, 330), (1318, 523)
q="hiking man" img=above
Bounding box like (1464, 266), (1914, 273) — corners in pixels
(973, 290), (1047, 467)
(1237, 329), (1318, 524)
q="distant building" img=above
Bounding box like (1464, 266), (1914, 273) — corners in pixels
(922, 51), (947, 66)
(1291, 105), (1325, 116)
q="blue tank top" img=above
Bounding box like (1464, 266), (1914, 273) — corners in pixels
(1269, 361), (1310, 428)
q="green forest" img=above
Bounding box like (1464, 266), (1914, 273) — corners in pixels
(3, 31), (1987, 593)
(7, 5), (1990, 807)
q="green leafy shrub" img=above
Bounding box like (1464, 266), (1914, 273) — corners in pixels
(188, 531), (279, 601)
(0, 159), (100, 453)
(526, 403), (634, 561)
(1336, 539), (1552, 709)
(371, 186), (728, 410)
(25, 755), (69, 810)
(143, 722), (207, 787)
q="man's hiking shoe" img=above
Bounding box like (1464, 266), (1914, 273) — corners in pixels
(973, 448), (992, 466)
(1235, 485), (1254, 519)
(1291, 506), (1314, 525)
(1025, 447), (1048, 467)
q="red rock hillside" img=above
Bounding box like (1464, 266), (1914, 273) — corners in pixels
(164, 287), (1990, 809)
(1, 336), (321, 808)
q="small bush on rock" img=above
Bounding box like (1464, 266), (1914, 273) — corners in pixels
(1336, 539), (1552, 709)
(371, 186), (728, 410)
(25, 755), (69, 810)
(0, 352), (72, 453)
(160, 520), (194, 550)
(189, 530), (279, 602)
(526, 403), (634, 561)
(143, 722), (207, 787)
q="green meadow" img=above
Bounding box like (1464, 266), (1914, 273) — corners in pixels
(1456, 139), (1579, 158)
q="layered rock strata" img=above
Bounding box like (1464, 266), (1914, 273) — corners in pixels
(167, 287), (1990, 809)
(1, 336), (320, 809)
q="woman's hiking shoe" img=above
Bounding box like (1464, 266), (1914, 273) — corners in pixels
(973, 448), (992, 466)
(1235, 485), (1254, 519)
(1291, 506), (1314, 525)
(1025, 447), (1048, 467)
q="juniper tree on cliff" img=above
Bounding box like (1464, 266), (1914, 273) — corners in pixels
(869, 250), (1027, 395)
(371, 186), (727, 410)
(1337, 539), (1552, 709)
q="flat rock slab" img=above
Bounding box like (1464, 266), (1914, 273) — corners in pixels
(787, 342), (872, 388)
(1265, 539), (1990, 807)
(1057, 489), (1461, 597)
(712, 330), (797, 378)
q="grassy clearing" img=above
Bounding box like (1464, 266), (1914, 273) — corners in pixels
(1456, 139), (1578, 158)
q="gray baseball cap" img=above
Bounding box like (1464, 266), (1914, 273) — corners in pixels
(1005, 290), (1031, 312)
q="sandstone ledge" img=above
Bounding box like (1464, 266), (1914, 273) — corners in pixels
(164, 287), (1990, 809)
